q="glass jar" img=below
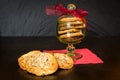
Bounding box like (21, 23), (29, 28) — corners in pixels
(57, 14), (86, 44)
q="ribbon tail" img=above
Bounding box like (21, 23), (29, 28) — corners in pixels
(81, 11), (88, 17)
(46, 6), (63, 16)
(46, 6), (56, 16)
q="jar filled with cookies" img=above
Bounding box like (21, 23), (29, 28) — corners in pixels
(57, 4), (88, 59)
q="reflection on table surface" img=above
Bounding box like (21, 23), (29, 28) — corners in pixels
(18, 68), (74, 80)
(0, 37), (120, 80)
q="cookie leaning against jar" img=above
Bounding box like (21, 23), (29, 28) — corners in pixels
(54, 53), (74, 69)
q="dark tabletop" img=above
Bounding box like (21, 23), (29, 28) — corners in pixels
(0, 36), (120, 80)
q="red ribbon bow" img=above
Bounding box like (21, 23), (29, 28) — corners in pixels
(46, 4), (88, 18)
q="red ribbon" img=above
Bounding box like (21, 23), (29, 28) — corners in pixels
(46, 4), (88, 18)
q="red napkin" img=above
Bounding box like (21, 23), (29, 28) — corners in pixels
(44, 48), (104, 65)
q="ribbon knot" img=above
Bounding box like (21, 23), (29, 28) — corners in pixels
(46, 4), (88, 18)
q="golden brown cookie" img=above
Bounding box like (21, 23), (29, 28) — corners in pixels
(58, 29), (80, 34)
(18, 50), (41, 70)
(59, 17), (82, 22)
(59, 25), (85, 31)
(54, 53), (74, 69)
(18, 50), (58, 76)
(59, 31), (83, 39)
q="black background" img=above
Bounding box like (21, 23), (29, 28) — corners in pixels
(0, 0), (120, 37)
